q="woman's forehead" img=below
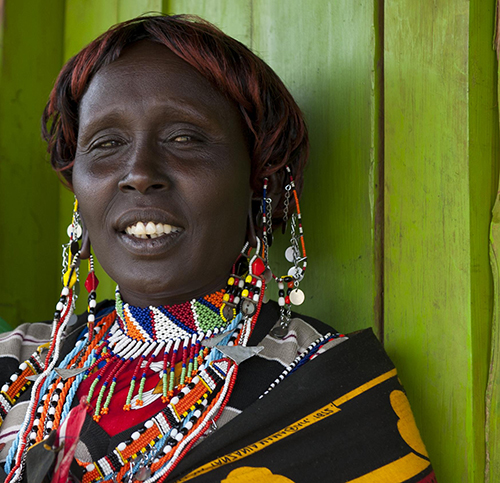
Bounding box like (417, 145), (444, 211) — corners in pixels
(79, 41), (239, 130)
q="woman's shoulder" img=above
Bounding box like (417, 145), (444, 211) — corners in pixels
(0, 320), (53, 378)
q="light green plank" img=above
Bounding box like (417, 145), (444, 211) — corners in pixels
(0, 0), (65, 326)
(384, 0), (496, 480)
(166, 0), (251, 45)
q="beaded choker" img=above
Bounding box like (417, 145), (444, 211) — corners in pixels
(115, 288), (228, 344)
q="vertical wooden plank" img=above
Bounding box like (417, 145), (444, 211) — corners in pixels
(470, 0), (499, 480)
(251, 0), (379, 333)
(0, 0), (65, 326)
(384, 0), (497, 480)
(166, 0), (251, 46)
(486, 4), (500, 479)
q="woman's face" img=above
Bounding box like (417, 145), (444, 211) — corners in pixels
(73, 41), (252, 307)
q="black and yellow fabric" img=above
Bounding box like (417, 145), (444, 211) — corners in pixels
(167, 329), (436, 483)
(0, 302), (435, 482)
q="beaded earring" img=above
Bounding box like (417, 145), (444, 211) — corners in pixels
(221, 238), (266, 322)
(267, 166), (307, 339)
(6, 199), (85, 477)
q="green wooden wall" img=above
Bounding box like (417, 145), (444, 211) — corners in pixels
(1, 1), (499, 481)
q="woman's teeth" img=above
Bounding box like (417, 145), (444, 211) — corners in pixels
(125, 221), (181, 239)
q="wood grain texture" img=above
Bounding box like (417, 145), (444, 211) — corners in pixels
(385, 0), (498, 481)
(0, 0), (65, 326)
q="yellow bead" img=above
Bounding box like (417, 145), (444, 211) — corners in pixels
(241, 289), (249, 298)
(245, 275), (252, 283)
(223, 293), (230, 302)
(63, 267), (77, 288)
(228, 277), (235, 285)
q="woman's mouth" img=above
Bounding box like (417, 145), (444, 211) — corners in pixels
(124, 221), (183, 239)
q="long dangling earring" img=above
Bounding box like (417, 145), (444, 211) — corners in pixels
(269, 166), (307, 339)
(8, 198), (85, 474)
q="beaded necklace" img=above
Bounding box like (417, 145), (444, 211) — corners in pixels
(4, 284), (264, 483)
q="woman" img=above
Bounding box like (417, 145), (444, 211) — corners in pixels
(0, 15), (436, 483)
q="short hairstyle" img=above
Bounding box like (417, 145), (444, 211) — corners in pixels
(42, 14), (309, 222)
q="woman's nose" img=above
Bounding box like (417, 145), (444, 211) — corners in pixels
(118, 142), (169, 194)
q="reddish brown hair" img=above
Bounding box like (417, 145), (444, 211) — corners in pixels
(42, 14), (309, 222)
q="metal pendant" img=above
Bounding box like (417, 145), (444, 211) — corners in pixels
(270, 326), (288, 339)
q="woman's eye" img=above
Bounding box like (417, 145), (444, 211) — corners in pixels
(96, 139), (122, 148)
(172, 135), (192, 143)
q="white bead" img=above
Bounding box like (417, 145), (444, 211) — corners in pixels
(170, 397), (179, 405)
(192, 377), (200, 385)
(185, 421), (193, 430)
(131, 431), (140, 440)
(89, 299), (97, 308)
(29, 432), (37, 441)
(285, 246), (295, 262)
(175, 433), (183, 442)
(117, 442), (127, 452)
(238, 279), (245, 288)
(47, 421), (53, 429)
(278, 281), (284, 290)
(145, 420), (154, 429)
(34, 419), (40, 426)
(88, 314), (95, 323)
(234, 296), (240, 304)
(19, 362), (27, 371)
(10, 374), (18, 382)
(163, 445), (172, 454)
(86, 464), (95, 472)
(256, 280), (262, 288)
(62, 287), (70, 296)
(57, 382), (64, 390)
(56, 302), (64, 311)
(49, 407), (56, 415)
(253, 294), (259, 302)
(194, 410), (201, 418)
(278, 297), (285, 306)
(1, 385), (9, 393)
(170, 429), (178, 438)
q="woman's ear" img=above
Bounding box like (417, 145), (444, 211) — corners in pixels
(79, 217), (91, 260)
(246, 204), (258, 248)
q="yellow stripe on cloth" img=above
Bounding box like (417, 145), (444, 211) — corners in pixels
(174, 368), (397, 482)
(346, 453), (429, 482)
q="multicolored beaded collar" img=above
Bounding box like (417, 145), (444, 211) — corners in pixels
(114, 288), (228, 344)
(4, 284), (265, 483)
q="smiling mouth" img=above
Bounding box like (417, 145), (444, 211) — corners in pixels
(124, 221), (183, 239)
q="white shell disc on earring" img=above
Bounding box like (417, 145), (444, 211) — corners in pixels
(67, 223), (82, 240)
(285, 246), (295, 262)
(288, 266), (304, 281)
(290, 288), (305, 305)
(241, 299), (256, 315)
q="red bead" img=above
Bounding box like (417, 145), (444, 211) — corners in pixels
(285, 296), (290, 305)
(85, 271), (99, 293)
(251, 257), (266, 276)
